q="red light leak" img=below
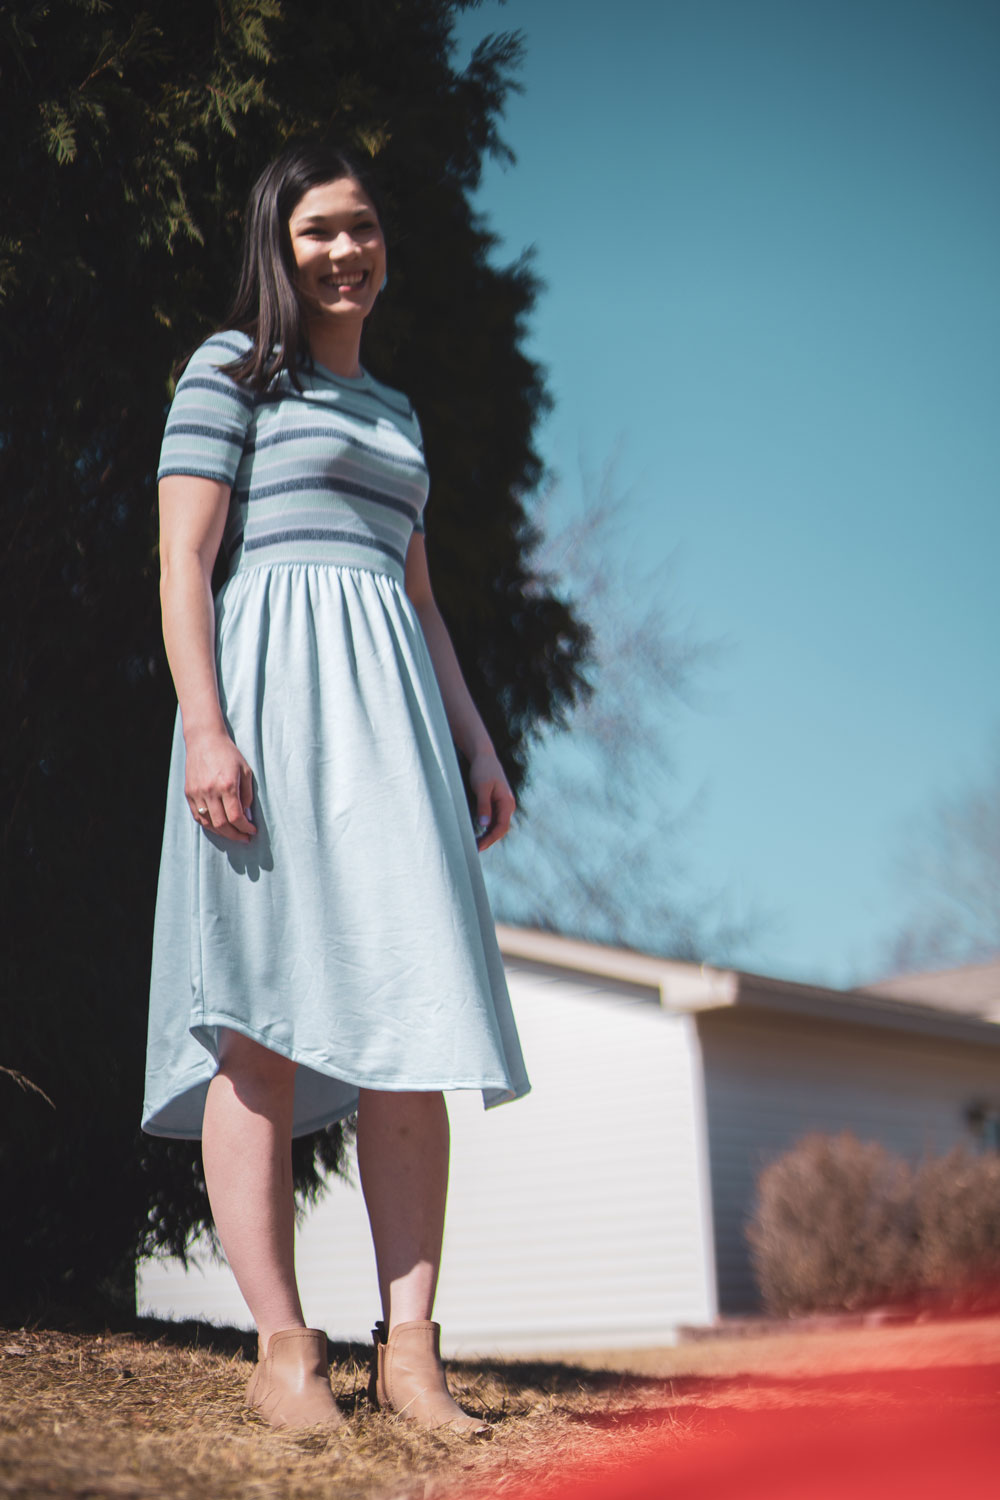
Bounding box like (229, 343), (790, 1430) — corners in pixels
(493, 1362), (1000, 1500)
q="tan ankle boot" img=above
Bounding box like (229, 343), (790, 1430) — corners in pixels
(246, 1327), (345, 1430)
(369, 1319), (491, 1438)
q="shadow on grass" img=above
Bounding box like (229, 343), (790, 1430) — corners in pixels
(454, 1353), (649, 1396)
(130, 1317), (371, 1370)
(125, 1316), (650, 1398)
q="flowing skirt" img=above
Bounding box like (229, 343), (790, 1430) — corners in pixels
(142, 562), (529, 1138)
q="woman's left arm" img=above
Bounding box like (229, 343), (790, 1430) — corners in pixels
(405, 535), (515, 851)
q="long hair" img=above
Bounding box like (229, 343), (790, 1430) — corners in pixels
(221, 142), (384, 392)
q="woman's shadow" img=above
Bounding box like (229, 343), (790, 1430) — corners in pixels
(206, 795), (274, 882)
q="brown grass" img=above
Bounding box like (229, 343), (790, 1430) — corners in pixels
(1, 1315), (998, 1500)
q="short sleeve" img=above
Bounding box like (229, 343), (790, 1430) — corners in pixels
(157, 333), (255, 487)
(410, 404), (427, 535)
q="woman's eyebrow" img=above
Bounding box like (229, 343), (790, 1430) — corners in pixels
(293, 209), (373, 226)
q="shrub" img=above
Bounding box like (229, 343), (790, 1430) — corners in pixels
(749, 1133), (1000, 1317)
(747, 1132), (917, 1316)
(911, 1147), (1000, 1312)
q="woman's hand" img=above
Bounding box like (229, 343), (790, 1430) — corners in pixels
(468, 750), (515, 852)
(184, 728), (257, 843)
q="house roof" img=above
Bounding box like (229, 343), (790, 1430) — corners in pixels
(495, 925), (1000, 1047)
(860, 959), (1000, 1022)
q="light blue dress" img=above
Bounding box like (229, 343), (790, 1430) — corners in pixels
(142, 333), (529, 1138)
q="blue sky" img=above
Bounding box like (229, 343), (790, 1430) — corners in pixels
(453, 0), (1000, 987)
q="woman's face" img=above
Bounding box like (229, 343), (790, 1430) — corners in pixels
(287, 176), (386, 326)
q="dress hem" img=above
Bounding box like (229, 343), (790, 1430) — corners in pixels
(192, 1010), (525, 1095)
(140, 1012), (529, 1140)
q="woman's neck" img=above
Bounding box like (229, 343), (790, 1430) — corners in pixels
(305, 318), (364, 380)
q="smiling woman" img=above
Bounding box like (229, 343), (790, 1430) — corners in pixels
(288, 179), (387, 357)
(212, 146), (389, 395)
(143, 142), (529, 1436)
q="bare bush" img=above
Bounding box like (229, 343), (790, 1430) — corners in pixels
(749, 1132), (1000, 1317)
(748, 1133), (916, 1316)
(911, 1147), (1000, 1311)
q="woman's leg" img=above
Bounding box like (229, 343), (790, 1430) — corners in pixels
(358, 1090), (488, 1433)
(356, 1089), (450, 1328)
(201, 1029), (305, 1351)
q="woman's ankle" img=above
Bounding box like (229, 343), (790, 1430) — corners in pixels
(257, 1317), (308, 1356)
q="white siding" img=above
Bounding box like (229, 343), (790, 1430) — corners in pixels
(139, 1242), (256, 1334)
(139, 959), (716, 1353)
(427, 964), (716, 1351)
(698, 1007), (1000, 1313)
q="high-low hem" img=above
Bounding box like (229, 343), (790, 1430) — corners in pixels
(142, 1011), (527, 1140)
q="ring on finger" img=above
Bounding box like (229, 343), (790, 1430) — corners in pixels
(196, 806), (209, 816)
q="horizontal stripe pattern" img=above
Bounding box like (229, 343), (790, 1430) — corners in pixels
(158, 332), (429, 582)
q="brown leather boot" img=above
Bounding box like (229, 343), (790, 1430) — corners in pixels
(369, 1319), (491, 1438)
(245, 1327), (345, 1430)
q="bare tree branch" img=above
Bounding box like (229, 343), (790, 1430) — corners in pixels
(885, 736), (1000, 973)
(484, 457), (761, 961)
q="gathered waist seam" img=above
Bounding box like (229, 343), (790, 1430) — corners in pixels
(220, 557), (405, 588)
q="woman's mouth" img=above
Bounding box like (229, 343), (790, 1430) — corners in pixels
(321, 269), (368, 291)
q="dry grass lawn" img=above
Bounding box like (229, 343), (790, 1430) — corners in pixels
(1, 1314), (998, 1500)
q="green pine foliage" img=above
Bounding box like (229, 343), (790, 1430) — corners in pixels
(0, 0), (590, 1320)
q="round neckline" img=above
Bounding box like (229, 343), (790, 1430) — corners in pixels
(312, 358), (371, 387)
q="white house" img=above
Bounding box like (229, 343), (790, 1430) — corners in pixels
(138, 930), (1000, 1353)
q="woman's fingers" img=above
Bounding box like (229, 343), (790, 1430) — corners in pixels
(189, 783), (253, 843)
(468, 751), (515, 852)
(239, 762), (257, 833)
(495, 786), (516, 838)
(475, 791), (493, 845)
(201, 795), (227, 835)
(219, 774), (251, 837)
(476, 780), (515, 852)
(200, 795), (252, 843)
(185, 734), (256, 843)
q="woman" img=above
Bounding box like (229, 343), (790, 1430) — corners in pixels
(142, 143), (529, 1434)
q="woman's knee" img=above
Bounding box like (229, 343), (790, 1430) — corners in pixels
(358, 1088), (448, 1136)
(215, 1028), (298, 1091)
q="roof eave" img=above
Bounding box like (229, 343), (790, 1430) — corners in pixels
(495, 926), (1000, 1044)
(730, 973), (1000, 1044)
(495, 925), (739, 1012)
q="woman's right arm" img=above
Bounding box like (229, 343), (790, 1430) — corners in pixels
(159, 474), (256, 844)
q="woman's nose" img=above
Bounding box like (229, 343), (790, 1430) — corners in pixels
(328, 232), (357, 259)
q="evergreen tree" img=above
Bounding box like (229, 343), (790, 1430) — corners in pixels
(0, 0), (589, 1320)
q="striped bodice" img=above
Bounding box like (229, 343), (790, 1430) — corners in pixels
(158, 332), (428, 584)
